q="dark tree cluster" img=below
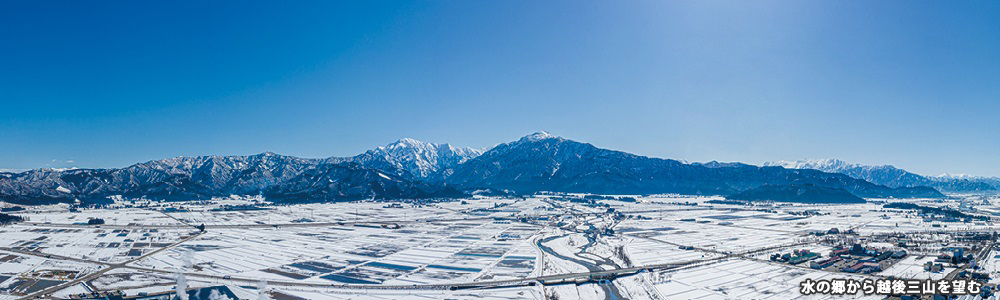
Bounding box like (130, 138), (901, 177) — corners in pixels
(884, 202), (987, 221)
(1, 206), (25, 212)
(706, 199), (748, 205)
(0, 213), (25, 225)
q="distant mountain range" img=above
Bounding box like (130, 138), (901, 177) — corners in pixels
(763, 159), (998, 193)
(0, 132), (949, 205)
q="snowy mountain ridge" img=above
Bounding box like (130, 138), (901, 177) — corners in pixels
(446, 133), (942, 199)
(935, 173), (992, 180)
(0, 133), (962, 205)
(353, 138), (485, 179)
(0, 139), (482, 205)
(764, 158), (893, 173)
(764, 159), (998, 192)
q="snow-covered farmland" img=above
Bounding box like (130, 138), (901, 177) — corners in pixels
(0, 194), (995, 299)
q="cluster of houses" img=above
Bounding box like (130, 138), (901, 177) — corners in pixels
(209, 204), (268, 211)
(73, 286), (239, 300)
(938, 247), (976, 265)
(770, 243), (908, 275)
(838, 244), (907, 273)
(921, 247), (977, 273)
(924, 261), (945, 273)
(808, 227), (856, 237)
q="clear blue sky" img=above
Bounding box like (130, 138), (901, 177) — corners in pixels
(1, 1), (998, 176)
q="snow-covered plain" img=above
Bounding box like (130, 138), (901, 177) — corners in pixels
(0, 194), (996, 299)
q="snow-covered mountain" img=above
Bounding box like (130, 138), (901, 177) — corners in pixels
(0, 151), (454, 205)
(764, 159), (997, 192)
(765, 159), (857, 172)
(263, 161), (462, 202)
(130, 152), (323, 193)
(929, 174), (1000, 192)
(935, 173), (1000, 182)
(763, 159), (926, 188)
(1, 133), (964, 205)
(352, 138), (484, 180)
(447, 133), (942, 198)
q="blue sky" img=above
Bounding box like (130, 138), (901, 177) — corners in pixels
(1, 1), (998, 176)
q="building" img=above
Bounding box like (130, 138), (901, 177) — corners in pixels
(850, 244), (865, 255)
(829, 249), (848, 257)
(924, 261), (944, 272)
(789, 251), (819, 265)
(843, 262), (880, 273)
(810, 256), (841, 269)
(875, 252), (893, 261)
(780, 253), (791, 262)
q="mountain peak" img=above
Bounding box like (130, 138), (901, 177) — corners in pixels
(392, 137), (426, 146)
(357, 138), (483, 179)
(519, 131), (558, 142)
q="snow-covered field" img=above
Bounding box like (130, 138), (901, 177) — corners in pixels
(0, 194), (994, 299)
